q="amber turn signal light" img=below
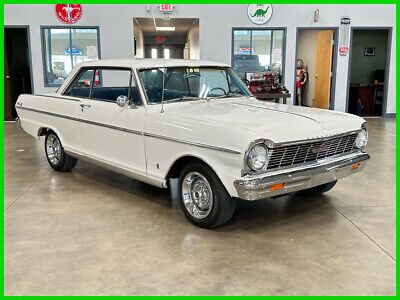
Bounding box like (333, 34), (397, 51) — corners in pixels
(270, 183), (285, 191)
(351, 163), (360, 170)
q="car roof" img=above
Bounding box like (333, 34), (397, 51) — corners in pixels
(78, 58), (230, 69)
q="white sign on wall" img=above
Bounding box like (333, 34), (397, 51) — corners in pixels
(339, 16), (351, 56)
(87, 46), (98, 60)
(247, 4), (273, 25)
(272, 48), (281, 63)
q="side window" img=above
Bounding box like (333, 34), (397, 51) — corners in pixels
(64, 69), (94, 98)
(92, 69), (132, 102)
(139, 69), (164, 103)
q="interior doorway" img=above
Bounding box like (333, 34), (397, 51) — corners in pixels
(4, 26), (33, 121)
(133, 18), (199, 60)
(295, 28), (337, 109)
(347, 28), (390, 117)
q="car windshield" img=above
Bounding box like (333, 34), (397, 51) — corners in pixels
(139, 67), (251, 103)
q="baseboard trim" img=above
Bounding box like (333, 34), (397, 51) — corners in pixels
(383, 113), (396, 118)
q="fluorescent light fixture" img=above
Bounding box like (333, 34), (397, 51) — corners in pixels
(156, 26), (175, 31)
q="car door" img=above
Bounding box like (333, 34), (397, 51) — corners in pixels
(58, 67), (95, 153)
(78, 67), (147, 178)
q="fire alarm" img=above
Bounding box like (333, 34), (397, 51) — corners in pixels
(314, 9), (319, 23)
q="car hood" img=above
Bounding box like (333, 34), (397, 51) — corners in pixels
(164, 97), (364, 144)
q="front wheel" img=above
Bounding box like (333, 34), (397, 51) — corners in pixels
(178, 162), (236, 229)
(45, 131), (77, 172)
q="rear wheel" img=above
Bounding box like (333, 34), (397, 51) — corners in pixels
(178, 162), (236, 229)
(301, 180), (337, 195)
(45, 132), (77, 172)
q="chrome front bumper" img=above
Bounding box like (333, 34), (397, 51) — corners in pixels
(15, 117), (24, 132)
(234, 152), (370, 201)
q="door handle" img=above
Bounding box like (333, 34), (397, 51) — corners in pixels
(80, 104), (91, 111)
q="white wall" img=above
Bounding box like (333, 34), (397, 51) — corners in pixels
(133, 19), (144, 59)
(187, 20), (200, 60)
(4, 4), (396, 115)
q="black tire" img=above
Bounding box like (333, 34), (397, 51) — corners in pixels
(45, 131), (77, 172)
(178, 162), (236, 229)
(301, 180), (337, 195)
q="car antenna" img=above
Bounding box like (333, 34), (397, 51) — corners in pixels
(161, 58), (166, 113)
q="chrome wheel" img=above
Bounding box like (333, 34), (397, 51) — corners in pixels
(181, 172), (213, 220)
(46, 134), (62, 166)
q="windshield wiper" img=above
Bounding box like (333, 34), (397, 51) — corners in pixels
(211, 93), (243, 99)
(165, 93), (243, 103)
(165, 96), (202, 102)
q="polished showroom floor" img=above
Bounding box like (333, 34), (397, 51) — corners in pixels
(4, 118), (396, 296)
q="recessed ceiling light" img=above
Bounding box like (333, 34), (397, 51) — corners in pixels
(156, 27), (175, 31)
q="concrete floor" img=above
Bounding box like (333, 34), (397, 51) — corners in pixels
(4, 118), (396, 296)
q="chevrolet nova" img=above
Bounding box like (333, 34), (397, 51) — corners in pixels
(16, 59), (370, 228)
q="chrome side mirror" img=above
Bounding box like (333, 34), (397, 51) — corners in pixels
(116, 95), (128, 107)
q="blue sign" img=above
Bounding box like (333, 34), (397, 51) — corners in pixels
(65, 48), (82, 55)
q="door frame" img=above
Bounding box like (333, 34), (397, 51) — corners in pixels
(345, 27), (393, 117)
(4, 25), (34, 94)
(294, 27), (339, 109)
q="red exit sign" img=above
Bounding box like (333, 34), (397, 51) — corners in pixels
(159, 4), (174, 12)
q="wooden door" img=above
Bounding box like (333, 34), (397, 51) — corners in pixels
(4, 35), (12, 120)
(314, 30), (334, 109)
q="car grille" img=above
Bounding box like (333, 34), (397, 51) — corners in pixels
(266, 133), (358, 170)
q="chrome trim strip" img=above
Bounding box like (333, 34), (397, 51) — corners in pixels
(34, 94), (81, 102)
(18, 106), (143, 136)
(144, 132), (242, 154)
(265, 129), (362, 148)
(79, 118), (142, 135)
(19, 106), (77, 121)
(18, 106), (241, 155)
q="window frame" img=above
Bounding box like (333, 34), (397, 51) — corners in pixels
(231, 27), (287, 84)
(90, 67), (133, 103)
(41, 25), (101, 87)
(62, 66), (144, 106)
(63, 67), (95, 99)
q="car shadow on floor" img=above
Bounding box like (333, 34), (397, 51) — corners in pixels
(71, 161), (336, 230)
(220, 194), (336, 233)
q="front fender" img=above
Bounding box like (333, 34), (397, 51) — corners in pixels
(145, 136), (244, 197)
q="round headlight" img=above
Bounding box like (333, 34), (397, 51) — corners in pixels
(248, 144), (268, 171)
(355, 128), (368, 149)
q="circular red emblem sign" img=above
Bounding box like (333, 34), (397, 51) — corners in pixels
(339, 46), (349, 55)
(55, 4), (82, 24)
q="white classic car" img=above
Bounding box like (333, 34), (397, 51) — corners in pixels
(16, 59), (370, 228)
